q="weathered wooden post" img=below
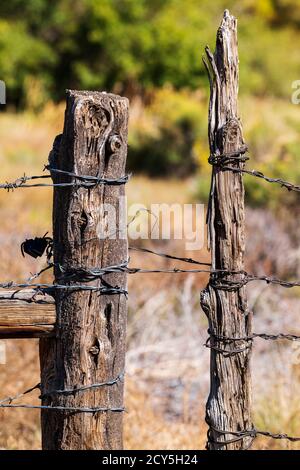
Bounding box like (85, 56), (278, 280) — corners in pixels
(201, 11), (253, 450)
(39, 91), (129, 449)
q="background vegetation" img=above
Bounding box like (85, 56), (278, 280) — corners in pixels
(1, 0), (300, 103)
(1, 0), (300, 207)
(1, 0), (300, 450)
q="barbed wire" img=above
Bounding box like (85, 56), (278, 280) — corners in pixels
(40, 372), (124, 399)
(204, 330), (300, 357)
(206, 422), (300, 448)
(0, 174), (49, 190)
(208, 270), (300, 291)
(5, 368), (300, 445)
(223, 165), (300, 193)
(0, 373), (125, 414)
(208, 145), (249, 166)
(45, 166), (130, 187)
(1, 141), (300, 194)
(129, 246), (211, 266)
(209, 147), (300, 193)
(208, 330), (300, 343)
(4, 261), (300, 301)
(0, 281), (127, 296)
(0, 383), (41, 406)
(0, 144), (300, 197)
(0, 169), (129, 191)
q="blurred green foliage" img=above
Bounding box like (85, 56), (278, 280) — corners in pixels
(129, 87), (207, 176)
(1, 0), (300, 209)
(1, 0), (300, 104)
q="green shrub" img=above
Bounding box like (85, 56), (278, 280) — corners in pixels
(128, 87), (208, 177)
(1, 0), (300, 105)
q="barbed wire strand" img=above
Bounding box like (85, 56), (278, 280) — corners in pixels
(209, 147), (300, 193)
(204, 333), (300, 357)
(40, 372), (124, 399)
(222, 165), (300, 193)
(0, 170), (129, 191)
(4, 267), (300, 291)
(45, 166), (130, 186)
(0, 384), (41, 405)
(0, 373), (125, 413)
(129, 246), (211, 266)
(208, 331), (300, 343)
(0, 282), (127, 295)
(1, 145), (300, 194)
(207, 423), (300, 445)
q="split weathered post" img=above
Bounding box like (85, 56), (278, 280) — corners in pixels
(39, 91), (129, 449)
(201, 11), (253, 450)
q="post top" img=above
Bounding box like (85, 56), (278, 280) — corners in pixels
(223, 9), (235, 20)
(66, 89), (129, 105)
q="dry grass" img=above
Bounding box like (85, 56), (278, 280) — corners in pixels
(0, 105), (300, 450)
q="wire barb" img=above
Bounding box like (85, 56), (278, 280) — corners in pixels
(0, 169), (129, 190)
(208, 330), (300, 344)
(45, 166), (130, 187)
(129, 246), (211, 266)
(40, 372), (124, 399)
(205, 330), (300, 357)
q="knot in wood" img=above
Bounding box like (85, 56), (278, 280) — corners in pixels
(218, 118), (244, 152)
(108, 134), (122, 154)
(89, 345), (100, 356)
(83, 103), (111, 138)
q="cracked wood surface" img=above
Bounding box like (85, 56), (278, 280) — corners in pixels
(39, 90), (128, 449)
(201, 11), (253, 450)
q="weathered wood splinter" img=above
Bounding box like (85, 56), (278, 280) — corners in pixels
(201, 10), (253, 450)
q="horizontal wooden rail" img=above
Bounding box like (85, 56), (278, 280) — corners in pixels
(0, 290), (56, 339)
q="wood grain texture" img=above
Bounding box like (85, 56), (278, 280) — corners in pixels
(0, 290), (55, 338)
(39, 90), (128, 449)
(201, 11), (253, 450)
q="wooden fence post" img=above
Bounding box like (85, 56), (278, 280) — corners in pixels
(39, 90), (129, 450)
(201, 11), (253, 450)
